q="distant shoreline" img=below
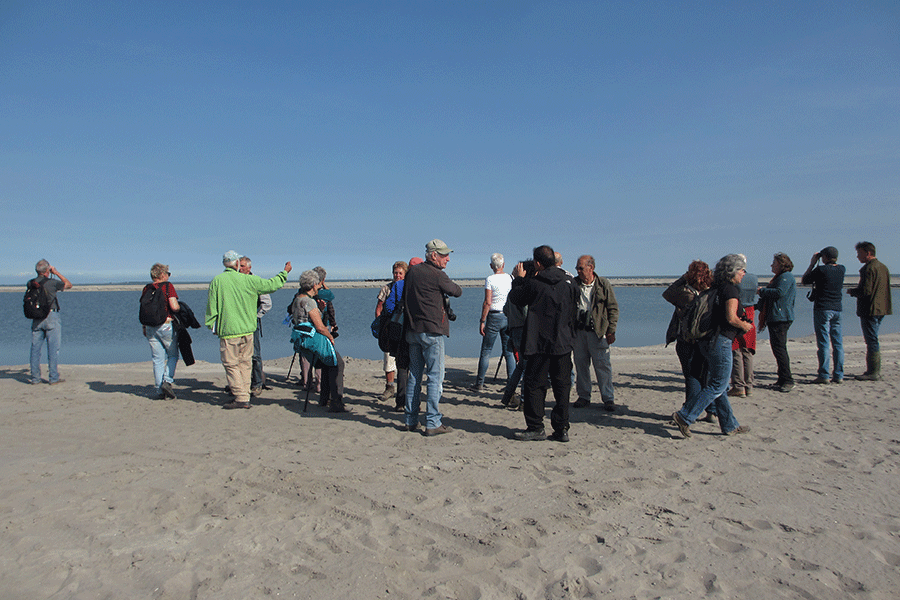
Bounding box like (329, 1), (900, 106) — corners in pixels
(0, 275), (883, 293)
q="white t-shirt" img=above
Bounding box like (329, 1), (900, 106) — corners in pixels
(485, 273), (513, 311)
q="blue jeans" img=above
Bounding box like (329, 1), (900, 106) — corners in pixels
(30, 311), (62, 383)
(814, 309), (843, 380)
(861, 315), (885, 353)
(677, 333), (741, 433)
(146, 321), (178, 390)
(475, 311), (515, 385)
(405, 331), (446, 429)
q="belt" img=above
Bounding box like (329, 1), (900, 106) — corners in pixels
(489, 310), (502, 314)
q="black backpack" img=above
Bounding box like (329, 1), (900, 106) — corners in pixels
(139, 282), (170, 326)
(23, 277), (53, 320)
(678, 287), (718, 343)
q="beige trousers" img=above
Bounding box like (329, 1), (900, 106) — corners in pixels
(220, 335), (254, 404)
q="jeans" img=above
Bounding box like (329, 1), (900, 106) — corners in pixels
(30, 311), (62, 383)
(522, 353), (572, 433)
(146, 321), (179, 391)
(573, 329), (614, 403)
(676, 339), (706, 407)
(405, 331), (446, 429)
(475, 311), (516, 385)
(860, 315), (885, 353)
(251, 323), (263, 388)
(814, 309), (843, 380)
(502, 327), (525, 401)
(677, 333), (741, 433)
(767, 321), (793, 385)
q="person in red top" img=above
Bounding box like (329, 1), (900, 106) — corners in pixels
(142, 263), (181, 399)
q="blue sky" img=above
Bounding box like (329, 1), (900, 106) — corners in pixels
(2, 0), (898, 284)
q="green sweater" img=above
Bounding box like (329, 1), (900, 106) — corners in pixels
(205, 268), (288, 339)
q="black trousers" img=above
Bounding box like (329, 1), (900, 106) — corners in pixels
(768, 321), (793, 384)
(522, 353), (572, 433)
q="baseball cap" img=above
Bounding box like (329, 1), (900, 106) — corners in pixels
(425, 239), (452, 254)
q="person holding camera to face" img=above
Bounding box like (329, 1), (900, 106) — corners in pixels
(508, 245), (578, 443)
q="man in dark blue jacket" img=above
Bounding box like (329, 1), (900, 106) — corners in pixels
(508, 245), (578, 442)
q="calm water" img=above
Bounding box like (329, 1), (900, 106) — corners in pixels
(1, 286), (896, 366)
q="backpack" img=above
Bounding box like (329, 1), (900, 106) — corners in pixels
(678, 287), (718, 343)
(139, 282), (170, 326)
(23, 277), (53, 320)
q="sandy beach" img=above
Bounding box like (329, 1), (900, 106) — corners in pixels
(1, 333), (898, 599)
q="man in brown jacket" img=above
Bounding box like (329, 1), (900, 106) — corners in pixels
(848, 241), (892, 380)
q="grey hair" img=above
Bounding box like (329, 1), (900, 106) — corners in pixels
(490, 253), (504, 271)
(298, 270), (320, 292)
(313, 266), (326, 282)
(714, 254), (747, 285)
(150, 263), (169, 280)
(34, 259), (50, 274)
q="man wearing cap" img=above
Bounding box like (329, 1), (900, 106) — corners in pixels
(801, 247), (845, 384)
(206, 251), (292, 409)
(402, 239), (462, 436)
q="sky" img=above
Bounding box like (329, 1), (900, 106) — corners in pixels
(1, 0), (898, 284)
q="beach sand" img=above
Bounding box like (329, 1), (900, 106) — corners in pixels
(1, 334), (898, 599)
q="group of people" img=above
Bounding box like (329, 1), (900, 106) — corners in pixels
(665, 242), (892, 439)
(25, 240), (891, 441)
(373, 242), (620, 442)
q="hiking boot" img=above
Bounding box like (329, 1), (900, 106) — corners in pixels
(513, 428), (546, 441)
(424, 425), (453, 437)
(548, 430), (569, 443)
(250, 386), (262, 397)
(469, 383), (484, 393)
(700, 412), (717, 423)
(726, 425), (751, 436)
(811, 376), (830, 385)
(672, 412), (692, 438)
(507, 394), (522, 411)
(572, 397), (590, 408)
(603, 401), (616, 412)
(380, 383), (395, 402)
(401, 422), (420, 432)
(161, 381), (177, 399)
(223, 401), (251, 410)
(777, 382), (795, 393)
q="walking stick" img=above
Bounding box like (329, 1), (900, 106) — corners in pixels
(287, 352), (297, 381)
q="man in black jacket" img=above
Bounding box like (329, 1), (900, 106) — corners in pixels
(508, 245), (578, 442)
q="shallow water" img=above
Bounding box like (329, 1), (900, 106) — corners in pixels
(1, 286), (896, 366)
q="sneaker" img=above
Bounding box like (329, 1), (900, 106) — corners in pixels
(700, 412), (717, 423)
(603, 401), (616, 412)
(507, 394), (522, 411)
(161, 381), (177, 399)
(731, 388), (746, 398)
(513, 428), (546, 441)
(250, 386), (263, 397)
(777, 382), (795, 393)
(726, 425), (751, 436)
(223, 401), (251, 410)
(424, 424), (453, 437)
(469, 383), (484, 393)
(811, 376), (830, 385)
(672, 412), (692, 438)
(832, 377), (843, 384)
(548, 430), (569, 443)
(573, 397), (590, 408)
(401, 422), (420, 432)
(49, 379), (65, 385)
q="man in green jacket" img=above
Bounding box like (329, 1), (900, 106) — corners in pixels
(206, 250), (292, 408)
(572, 254), (619, 411)
(848, 241), (892, 381)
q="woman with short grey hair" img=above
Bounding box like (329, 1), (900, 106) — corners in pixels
(673, 253), (753, 438)
(291, 270), (345, 412)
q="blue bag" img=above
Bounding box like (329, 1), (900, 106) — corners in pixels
(290, 322), (337, 367)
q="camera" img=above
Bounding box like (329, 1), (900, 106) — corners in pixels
(443, 294), (457, 321)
